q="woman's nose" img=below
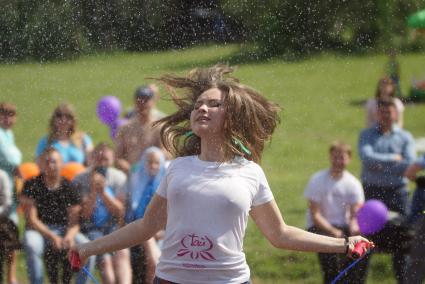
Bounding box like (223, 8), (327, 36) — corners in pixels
(198, 103), (208, 112)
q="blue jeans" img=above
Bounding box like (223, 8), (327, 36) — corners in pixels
(84, 225), (116, 265)
(24, 226), (95, 284)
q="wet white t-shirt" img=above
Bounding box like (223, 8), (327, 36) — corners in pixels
(156, 156), (274, 284)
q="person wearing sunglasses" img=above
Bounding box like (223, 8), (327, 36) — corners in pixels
(35, 103), (93, 165)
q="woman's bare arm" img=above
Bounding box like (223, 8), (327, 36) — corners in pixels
(250, 200), (372, 255)
(74, 194), (167, 264)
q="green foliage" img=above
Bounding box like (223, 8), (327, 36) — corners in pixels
(222, 0), (425, 56)
(0, 1), (22, 61)
(2, 0), (425, 61)
(26, 1), (82, 61)
(0, 0), (84, 61)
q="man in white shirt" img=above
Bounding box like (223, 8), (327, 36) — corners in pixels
(304, 141), (365, 283)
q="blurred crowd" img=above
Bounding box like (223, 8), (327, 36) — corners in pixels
(0, 85), (168, 284)
(0, 60), (424, 284)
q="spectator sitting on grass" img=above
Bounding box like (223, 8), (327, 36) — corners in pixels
(0, 102), (22, 284)
(0, 169), (21, 284)
(125, 146), (166, 284)
(20, 147), (91, 284)
(73, 143), (131, 284)
(36, 103), (93, 165)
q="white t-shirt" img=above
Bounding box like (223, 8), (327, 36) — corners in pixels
(304, 169), (364, 228)
(156, 156), (274, 284)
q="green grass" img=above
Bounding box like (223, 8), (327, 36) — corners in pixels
(1, 45), (424, 283)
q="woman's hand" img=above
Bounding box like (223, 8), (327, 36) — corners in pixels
(68, 244), (88, 270)
(346, 236), (374, 258)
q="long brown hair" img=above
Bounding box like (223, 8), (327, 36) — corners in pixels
(375, 76), (396, 98)
(154, 64), (280, 163)
(48, 103), (84, 148)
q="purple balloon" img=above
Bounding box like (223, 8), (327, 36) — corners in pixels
(357, 199), (388, 235)
(109, 118), (127, 139)
(96, 96), (121, 125)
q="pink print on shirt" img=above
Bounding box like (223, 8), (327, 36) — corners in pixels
(177, 233), (216, 261)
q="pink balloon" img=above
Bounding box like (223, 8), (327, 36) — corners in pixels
(96, 96), (121, 125)
(357, 199), (388, 235)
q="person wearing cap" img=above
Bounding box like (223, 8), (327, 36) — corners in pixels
(123, 84), (166, 121)
(115, 85), (163, 175)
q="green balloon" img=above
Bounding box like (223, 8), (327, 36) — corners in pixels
(408, 9), (425, 29)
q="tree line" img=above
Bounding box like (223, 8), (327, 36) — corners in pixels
(1, 0), (424, 62)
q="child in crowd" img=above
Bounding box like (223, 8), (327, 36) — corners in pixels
(126, 146), (166, 284)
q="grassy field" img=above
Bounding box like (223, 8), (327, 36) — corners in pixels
(1, 45), (424, 283)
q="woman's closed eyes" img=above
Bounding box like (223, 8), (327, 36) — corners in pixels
(193, 99), (223, 110)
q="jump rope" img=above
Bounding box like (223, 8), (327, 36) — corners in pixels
(70, 241), (371, 284)
(330, 241), (372, 284)
(69, 134), (251, 282)
(70, 251), (99, 284)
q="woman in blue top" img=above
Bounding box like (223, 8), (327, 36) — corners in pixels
(36, 104), (93, 165)
(126, 146), (166, 284)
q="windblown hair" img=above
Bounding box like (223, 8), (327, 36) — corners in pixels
(154, 64), (280, 163)
(48, 103), (84, 148)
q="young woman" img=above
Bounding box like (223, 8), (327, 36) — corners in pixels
(36, 103), (93, 165)
(72, 65), (373, 284)
(365, 77), (404, 128)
